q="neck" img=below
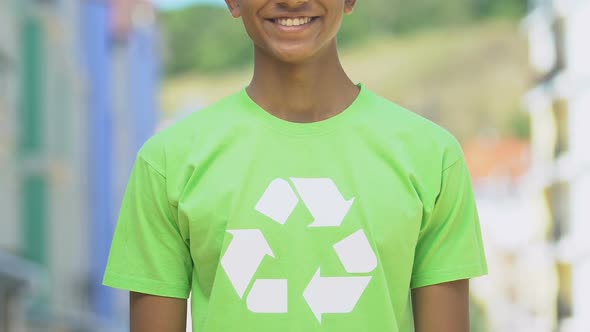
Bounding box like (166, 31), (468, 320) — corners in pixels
(247, 40), (359, 123)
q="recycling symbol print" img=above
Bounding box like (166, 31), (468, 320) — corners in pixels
(221, 178), (378, 323)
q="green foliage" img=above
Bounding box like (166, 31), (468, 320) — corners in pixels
(472, 0), (529, 18)
(160, 5), (253, 75)
(160, 0), (528, 75)
(470, 298), (490, 332)
(507, 110), (531, 139)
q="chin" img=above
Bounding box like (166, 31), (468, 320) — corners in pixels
(274, 52), (314, 64)
(268, 44), (324, 65)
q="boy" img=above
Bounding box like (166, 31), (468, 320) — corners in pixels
(103, 0), (488, 331)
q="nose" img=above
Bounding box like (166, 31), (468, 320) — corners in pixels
(277, 0), (309, 9)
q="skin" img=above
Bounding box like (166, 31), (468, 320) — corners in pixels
(130, 291), (187, 332)
(412, 279), (470, 332)
(228, 0), (360, 123)
(130, 1), (470, 331)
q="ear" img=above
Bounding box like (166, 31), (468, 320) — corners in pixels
(344, 0), (357, 14)
(225, 0), (241, 18)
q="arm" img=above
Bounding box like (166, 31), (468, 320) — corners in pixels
(411, 279), (470, 332)
(130, 292), (187, 332)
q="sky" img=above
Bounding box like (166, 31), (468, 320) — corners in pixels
(153, 0), (223, 11)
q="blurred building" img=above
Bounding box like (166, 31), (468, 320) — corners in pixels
(465, 138), (558, 332)
(524, 0), (590, 331)
(0, 0), (160, 330)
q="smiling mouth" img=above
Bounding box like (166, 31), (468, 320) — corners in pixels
(268, 17), (319, 27)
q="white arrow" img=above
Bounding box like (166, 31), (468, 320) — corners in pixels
(221, 229), (275, 298)
(333, 230), (378, 273)
(290, 178), (355, 227)
(303, 268), (372, 323)
(247, 279), (288, 313)
(255, 178), (299, 225)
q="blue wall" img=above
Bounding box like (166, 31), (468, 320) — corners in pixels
(82, 1), (159, 322)
(82, 1), (114, 320)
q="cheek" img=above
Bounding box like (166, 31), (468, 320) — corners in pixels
(240, 16), (266, 47)
(321, 13), (344, 41)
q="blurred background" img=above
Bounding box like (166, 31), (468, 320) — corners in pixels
(0, 0), (588, 331)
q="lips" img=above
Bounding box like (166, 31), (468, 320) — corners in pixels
(265, 13), (320, 26)
(274, 17), (313, 26)
(265, 15), (320, 29)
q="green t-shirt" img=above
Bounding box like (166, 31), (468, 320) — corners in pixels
(103, 84), (487, 331)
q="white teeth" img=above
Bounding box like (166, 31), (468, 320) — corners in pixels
(275, 17), (312, 27)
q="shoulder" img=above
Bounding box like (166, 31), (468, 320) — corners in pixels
(137, 91), (244, 175)
(362, 89), (464, 169)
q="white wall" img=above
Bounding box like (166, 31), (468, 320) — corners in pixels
(564, 1), (590, 330)
(35, 0), (92, 321)
(0, 0), (21, 252)
(472, 186), (557, 332)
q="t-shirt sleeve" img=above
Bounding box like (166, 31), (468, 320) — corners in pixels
(410, 155), (488, 289)
(103, 153), (192, 299)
